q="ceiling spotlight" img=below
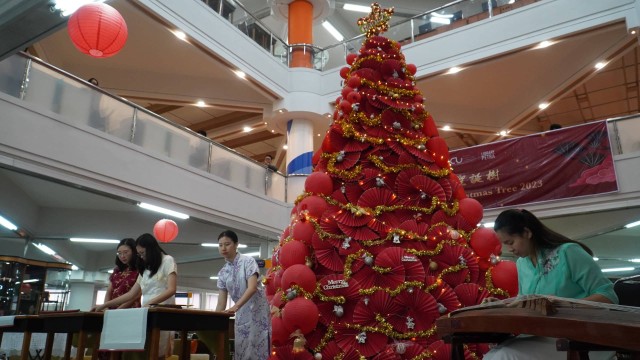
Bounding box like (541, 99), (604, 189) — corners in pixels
(498, 130), (508, 136)
(447, 67), (462, 74)
(243, 126), (252, 133)
(594, 62), (607, 70)
(283, 144), (289, 150)
(233, 70), (246, 79)
(173, 30), (187, 41)
(535, 40), (554, 49)
(538, 103), (549, 110)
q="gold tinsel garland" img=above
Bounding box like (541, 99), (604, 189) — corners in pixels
(359, 78), (420, 97)
(368, 154), (451, 178)
(349, 107), (425, 129)
(312, 323), (336, 353)
(344, 314), (438, 339)
(358, 280), (425, 296)
(314, 283), (347, 304)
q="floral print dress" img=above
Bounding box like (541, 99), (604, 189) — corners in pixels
(217, 253), (271, 360)
(108, 267), (140, 308)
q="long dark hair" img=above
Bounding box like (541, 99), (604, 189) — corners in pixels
(136, 233), (167, 277)
(494, 209), (593, 255)
(218, 230), (238, 243)
(115, 238), (137, 271)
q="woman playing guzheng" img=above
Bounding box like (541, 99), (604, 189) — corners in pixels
(483, 209), (618, 360)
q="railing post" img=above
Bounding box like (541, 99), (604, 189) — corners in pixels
(410, 19), (415, 43)
(130, 107), (138, 143)
(19, 58), (32, 101)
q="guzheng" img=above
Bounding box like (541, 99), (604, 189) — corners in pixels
(435, 295), (640, 352)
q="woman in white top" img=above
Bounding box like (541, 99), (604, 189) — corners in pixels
(94, 233), (177, 358)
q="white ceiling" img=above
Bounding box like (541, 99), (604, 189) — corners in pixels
(2, 0), (640, 291)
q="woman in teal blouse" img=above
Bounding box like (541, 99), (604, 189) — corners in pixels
(484, 209), (618, 360)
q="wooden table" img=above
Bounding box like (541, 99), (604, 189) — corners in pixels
(0, 315), (46, 360)
(37, 312), (104, 360)
(145, 307), (231, 360)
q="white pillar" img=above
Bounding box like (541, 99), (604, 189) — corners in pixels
(286, 118), (314, 197)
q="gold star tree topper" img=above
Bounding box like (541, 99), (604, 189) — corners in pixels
(357, 3), (395, 38)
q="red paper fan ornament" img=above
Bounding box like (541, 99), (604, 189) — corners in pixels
(399, 341), (427, 359)
(271, 344), (315, 360)
(454, 283), (490, 307)
(425, 276), (462, 314)
(373, 346), (401, 360)
(388, 290), (439, 333)
(410, 175), (446, 203)
(317, 274), (360, 326)
(321, 341), (362, 360)
(353, 291), (401, 327)
(427, 340), (474, 360)
(372, 248), (406, 288)
(358, 188), (398, 209)
(311, 233), (345, 271)
(334, 323), (389, 358)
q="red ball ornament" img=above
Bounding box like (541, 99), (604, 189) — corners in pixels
(490, 260), (519, 297)
(470, 228), (502, 258)
(339, 67), (350, 79)
(68, 3), (128, 58)
(347, 76), (361, 88)
(282, 297), (319, 334)
(339, 100), (352, 114)
(346, 53), (358, 65)
(305, 172), (333, 195)
(153, 219), (178, 243)
(346, 91), (361, 104)
(406, 63), (417, 75)
(341, 86), (354, 98)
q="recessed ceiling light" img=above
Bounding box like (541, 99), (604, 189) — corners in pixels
(535, 40), (554, 49)
(0, 215), (17, 231)
(70, 238), (120, 243)
(499, 130), (508, 136)
(201, 243), (247, 248)
(343, 3), (371, 12)
(271, 130), (275, 133)
(538, 103), (549, 110)
(601, 267), (635, 273)
(594, 62), (607, 70)
(243, 126), (252, 133)
(283, 144), (289, 150)
(137, 202), (189, 219)
(195, 100), (206, 107)
(442, 125), (452, 131)
(593, 257), (599, 261)
(625, 220), (640, 228)
(234, 70), (246, 79)
(173, 30), (187, 41)
(447, 67), (462, 74)
(322, 21), (344, 41)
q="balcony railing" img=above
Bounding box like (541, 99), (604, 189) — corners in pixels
(0, 52), (287, 202)
(202, 0), (541, 71)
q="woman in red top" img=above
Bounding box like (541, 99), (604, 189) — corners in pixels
(105, 238), (141, 309)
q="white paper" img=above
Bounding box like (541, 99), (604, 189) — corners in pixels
(99, 308), (148, 351)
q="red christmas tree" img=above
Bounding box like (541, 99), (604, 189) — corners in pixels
(267, 4), (518, 359)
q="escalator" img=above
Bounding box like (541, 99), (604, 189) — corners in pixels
(0, 0), (68, 62)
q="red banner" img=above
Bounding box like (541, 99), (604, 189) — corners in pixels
(449, 121), (618, 209)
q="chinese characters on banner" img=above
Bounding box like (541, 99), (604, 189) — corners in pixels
(449, 121), (618, 209)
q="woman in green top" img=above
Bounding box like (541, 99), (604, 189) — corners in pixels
(484, 209), (618, 360)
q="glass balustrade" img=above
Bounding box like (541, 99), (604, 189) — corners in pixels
(0, 53), (287, 202)
(199, 0), (541, 71)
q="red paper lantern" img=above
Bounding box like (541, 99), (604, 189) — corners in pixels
(298, 195), (328, 219)
(280, 264), (316, 294)
(68, 3), (128, 58)
(279, 240), (310, 268)
(282, 297), (319, 334)
(304, 172), (333, 195)
(271, 316), (291, 346)
(458, 198), (484, 228)
(490, 260), (518, 297)
(470, 228), (502, 258)
(153, 219), (179, 243)
(292, 220), (315, 244)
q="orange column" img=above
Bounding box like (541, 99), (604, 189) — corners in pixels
(288, 0), (313, 68)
